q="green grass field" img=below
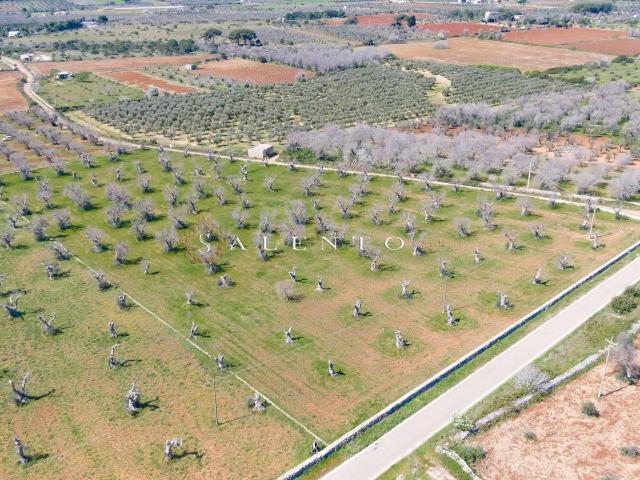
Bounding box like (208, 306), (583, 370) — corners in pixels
(37, 73), (144, 110)
(0, 144), (637, 478)
(536, 57), (640, 87)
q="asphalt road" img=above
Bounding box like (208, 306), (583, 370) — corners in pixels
(321, 253), (640, 480)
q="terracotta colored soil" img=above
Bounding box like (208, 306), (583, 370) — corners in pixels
(383, 38), (612, 71)
(476, 365), (640, 480)
(102, 71), (195, 93)
(502, 27), (640, 56)
(351, 13), (435, 26)
(502, 27), (627, 45)
(565, 38), (640, 56)
(415, 22), (502, 36)
(30, 54), (211, 76)
(0, 71), (27, 112)
(195, 58), (314, 84)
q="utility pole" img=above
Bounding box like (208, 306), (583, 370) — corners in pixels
(598, 337), (616, 398)
(526, 157), (533, 190)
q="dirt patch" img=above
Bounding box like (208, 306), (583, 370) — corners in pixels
(502, 27), (640, 56)
(383, 38), (613, 71)
(30, 54), (212, 76)
(565, 38), (640, 56)
(0, 71), (27, 112)
(415, 22), (502, 36)
(195, 58), (314, 84)
(475, 365), (640, 480)
(502, 27), (627, 46)
(102, 71), (195, 93)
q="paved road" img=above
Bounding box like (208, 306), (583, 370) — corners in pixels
(322, 253), (640, 480)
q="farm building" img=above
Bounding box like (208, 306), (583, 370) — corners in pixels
(7, 31), (22, 38)
(184, 63), (197, 70)
(248, 143), (274, 159)
(19, 54), (33, 62)
(56, 71), (73, 80)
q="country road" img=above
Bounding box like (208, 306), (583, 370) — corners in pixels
(2, 56), (639, 221)
(320, 252), (640, 480)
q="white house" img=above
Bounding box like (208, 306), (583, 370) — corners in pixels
(56, 71), (73, 80)
(7, 31), (22, 38)
(184, 63), (197, 70)
(19, 53), (33, 62)
(248, 144), (273, 159)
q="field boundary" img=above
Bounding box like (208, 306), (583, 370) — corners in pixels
(278, 239), (640, 480)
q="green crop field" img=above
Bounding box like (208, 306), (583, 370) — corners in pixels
(0, 128), (637, 478)
(37, 73), (144, 110)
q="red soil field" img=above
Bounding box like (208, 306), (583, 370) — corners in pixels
(353, 13), (435, 26)
(195, 58), (314, 84)
(476, 363), (640, 480)
(502, 27), (640, 55)
(0, 71), (27, 112)
(415, 22), (502, 36)
(102, 71), (195, 93)
(502, 27), (626, 46)
(566, 38), (640, 56)
(384, 38), (610, 71)
(30, 54), (211, 76)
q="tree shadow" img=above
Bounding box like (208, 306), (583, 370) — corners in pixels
(118, 359), (143, 367)
(27, 389), (55, 401)
(172, 450), (203, 460)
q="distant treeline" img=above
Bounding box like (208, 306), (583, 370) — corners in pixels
(0, 18), (84, 36)
(284, 9), (346, 22)
(5, 38), (200, 56)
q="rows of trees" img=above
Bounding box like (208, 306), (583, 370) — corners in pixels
(217, 44), (390, 73)
(285, 124), (640, 199)
(87, 65), (436, 145)
(402, 61), (569, 105)
(436, 81), (640, 144)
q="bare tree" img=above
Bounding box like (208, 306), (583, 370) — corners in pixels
(394, 330), (407, 348)
(126, 381), (141, 415)
(14, 437), (29, 464)
(86, 228), (105, 253)
(164, 438), (183, 460)
(275, 280), (296, 302)
(514, 365), (549, 393)
(29, 216), (48, 242)
(50, 242), (71, 260)
(518, 197), (531, 217)
(264, 176), (276, 192)
(108, 343), (120, 369)
(455, 218), (470, 237)
(65, 184), (91, 210)
(9, 373), (30, 405)
(613, 332), (638, 382)
(114, 243), (128, 266)
(336, 196), (353, 218)
(37, 312), (57, 335)
(158, 228), (179, 253)
(53, 209), (71, 230)
(94, 271), (109, 291)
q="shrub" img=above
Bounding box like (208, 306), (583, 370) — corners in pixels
(611, 294), (638, 314)
(581, 401), (599, 417)
(523, 431), (537, 441)
(619, 446), (640, 457)
(456, 445), (486, 465)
